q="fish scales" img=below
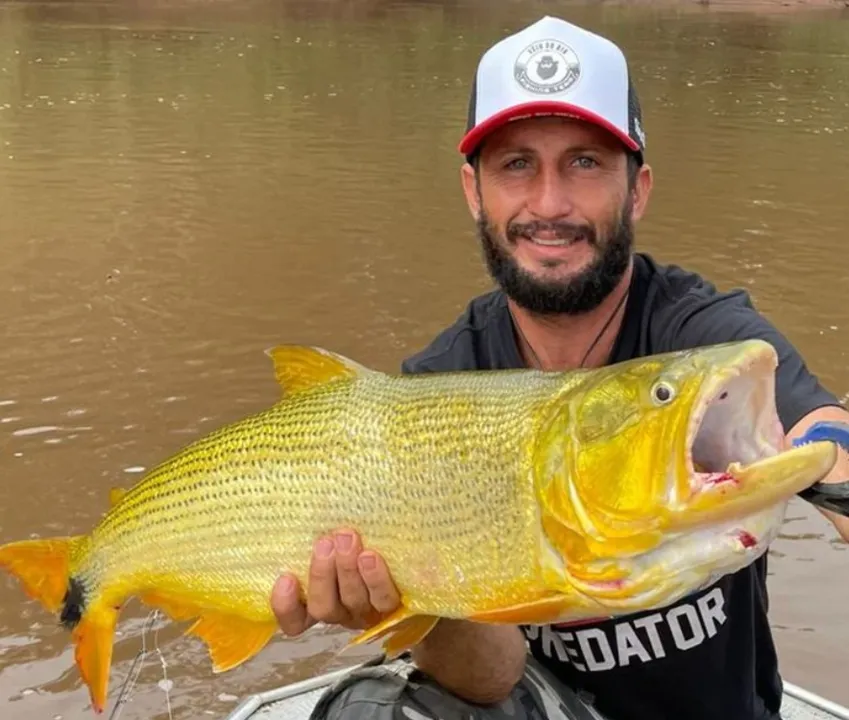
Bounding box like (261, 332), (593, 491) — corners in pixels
(78, 368), (574, 620)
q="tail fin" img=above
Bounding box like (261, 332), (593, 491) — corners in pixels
(0, 536), (83, 613)
(0, 536), (118, 713)
(72, 603), (119, 714)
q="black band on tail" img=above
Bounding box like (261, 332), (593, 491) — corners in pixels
(60, 576), (86, 630)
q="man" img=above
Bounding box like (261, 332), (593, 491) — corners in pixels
(271, 15), (849, 720)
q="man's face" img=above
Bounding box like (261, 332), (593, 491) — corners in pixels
(461, 117), (652, 316)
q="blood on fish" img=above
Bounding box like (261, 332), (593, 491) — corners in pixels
(737, 531), (758, 549)
(703, 472), (736, 486)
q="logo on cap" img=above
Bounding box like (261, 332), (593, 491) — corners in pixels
(514, 39), (581, 95)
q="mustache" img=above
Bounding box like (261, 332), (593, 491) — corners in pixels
(506, 219), (597, 245)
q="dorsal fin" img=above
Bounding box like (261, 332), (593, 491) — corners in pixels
(264, 345), (370, 396)
(109, 487), (127, 507)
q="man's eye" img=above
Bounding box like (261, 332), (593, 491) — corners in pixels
(574, 156), (599, 169)
(505, 158), (530, 170)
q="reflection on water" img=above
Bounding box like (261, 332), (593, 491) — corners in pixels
(0, 0), (847, 717)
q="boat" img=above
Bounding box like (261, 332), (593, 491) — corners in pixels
(224, 660), (849, 720)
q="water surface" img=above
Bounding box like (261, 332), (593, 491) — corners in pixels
(0, 1), (848, 717)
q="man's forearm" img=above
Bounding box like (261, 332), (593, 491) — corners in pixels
(412, 620), (527, 705)
(789, 405), (849, 542)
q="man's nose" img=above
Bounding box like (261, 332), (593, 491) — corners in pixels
(525, 166), (575, 220)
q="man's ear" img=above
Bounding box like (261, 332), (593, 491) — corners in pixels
(630, 162), (653, 222)
(460, 162), (481, 221)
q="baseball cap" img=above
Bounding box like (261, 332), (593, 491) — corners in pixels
(459, 16), (646, 163)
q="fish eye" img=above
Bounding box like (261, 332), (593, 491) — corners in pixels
(652, 381), (676, 405)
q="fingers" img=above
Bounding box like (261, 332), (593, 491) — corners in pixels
(271, 530), (403, 637)
(307, 535), (353, 626)
(358, 550), (402, 614)
(271, 573), (316, 636)
(335, 531), (379, 626)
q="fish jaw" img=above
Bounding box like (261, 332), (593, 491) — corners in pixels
(558, 501), (790, 614)
(672, 343), (837, 528)
(680, 440), (836, 527)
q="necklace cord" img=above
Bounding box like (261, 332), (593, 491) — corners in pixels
(510, 288), (629, 370)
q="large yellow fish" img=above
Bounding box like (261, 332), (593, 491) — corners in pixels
(0, 339), (838, 714)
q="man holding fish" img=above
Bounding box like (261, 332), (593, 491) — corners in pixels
(272, 14), (849, 720)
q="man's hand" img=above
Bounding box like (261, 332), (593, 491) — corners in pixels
(269, 529), (533, 705)
(789, 405), (849, 542)
(271, 529), (402, 636)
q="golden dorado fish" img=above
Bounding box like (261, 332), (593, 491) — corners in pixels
(0, 339), (839, 714)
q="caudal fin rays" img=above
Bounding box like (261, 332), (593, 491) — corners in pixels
(0, 536), (84, 614)
(0, 535), (120, 714)
(72, 603), (119, 714)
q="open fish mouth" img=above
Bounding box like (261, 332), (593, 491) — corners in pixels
(685, 348), (785, 491)
(676, 343), (837, 529)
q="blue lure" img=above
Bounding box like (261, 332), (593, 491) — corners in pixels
(792, 421), (849, 517)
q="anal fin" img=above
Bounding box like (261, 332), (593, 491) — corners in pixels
(347, 607), (439, 657)
(187, 613), (278, 673)
(139, 589), (276, 673)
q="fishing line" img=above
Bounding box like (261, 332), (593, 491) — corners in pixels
(108, 609), (173, 720)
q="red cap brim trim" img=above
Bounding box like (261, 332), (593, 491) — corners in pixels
(458, 101), (640, 156)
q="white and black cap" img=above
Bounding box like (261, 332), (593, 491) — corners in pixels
(460, 16), (646, 163)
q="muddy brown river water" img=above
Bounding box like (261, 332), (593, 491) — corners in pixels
(0, 1), (848, 718)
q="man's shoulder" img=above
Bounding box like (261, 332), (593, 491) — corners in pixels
(638, 252), (751, 313)
(401, 290), (508, 374)
(635, 253), (758, 347)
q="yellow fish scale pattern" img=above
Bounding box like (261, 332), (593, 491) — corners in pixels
(74, 369), (573, 621)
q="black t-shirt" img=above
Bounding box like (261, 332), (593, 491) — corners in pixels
(400, 252), (839, 720)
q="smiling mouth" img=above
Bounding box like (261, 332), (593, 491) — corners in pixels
(524, 233), (587, 248)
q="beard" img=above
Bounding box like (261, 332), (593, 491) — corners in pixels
(477, 196), (634, 316)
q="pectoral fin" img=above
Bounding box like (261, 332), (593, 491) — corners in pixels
(348, 607), (439, 656)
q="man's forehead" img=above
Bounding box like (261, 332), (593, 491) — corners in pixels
(482, 116), (623, 154)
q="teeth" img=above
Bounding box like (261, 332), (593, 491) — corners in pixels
(531, 237), (570, 246)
